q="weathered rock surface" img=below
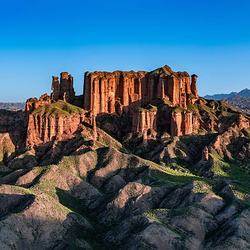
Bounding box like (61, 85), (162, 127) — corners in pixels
(83, 65), (197, 114)
(26, 101), (86, 147)
(51, 72), (75, 103)
(24, 66), (243, 140)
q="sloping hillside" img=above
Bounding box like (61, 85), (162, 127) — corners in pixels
(1, 109), (250, 249)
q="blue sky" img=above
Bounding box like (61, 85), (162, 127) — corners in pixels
(1, 0), (250, 101)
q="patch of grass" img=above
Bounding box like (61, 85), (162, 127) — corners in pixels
(32, 100), (83, 117)
(193, 181), (212, 194)
(151, 168), (206, 185)
(11, 185), (36, 195)
(146, 104), (157, 111)
(187, 104), (199, 115)
(31, 179), (58, 199)
(210, 149), (250, 203)
(198, 104), (217, 120)
(150, 164), (208, 185)
(172, 106), (186, 113)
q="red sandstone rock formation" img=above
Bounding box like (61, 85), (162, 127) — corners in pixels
(92, 113), (97, 140)
(51, 72), (75, 103)
(25, 94), (51, 118)
(191, 74), (198, 98)
(170, 111), (182, 136)
(83, 65), (198, 115)
(25, 72), (76, 118)
(25, 65), (202, 142)
(132, 109), (157, 134)
(26, 111), (85, 147)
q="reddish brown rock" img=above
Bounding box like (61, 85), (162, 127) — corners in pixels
(25, 65), (238, 144)
(25, 94), (51, 118)
(83, 65), (198, 116)
(171, 111), (182, 136)
(191, 74), (198, 98)
(181, 111), (193, 135)
(25, 66), (200, 139)
(26, 113), (85, 147)
(51, 72), (75, 103)
(51, 76), (60, 101)
(132, 109), (157, 134)
(25, 101), (86, 147)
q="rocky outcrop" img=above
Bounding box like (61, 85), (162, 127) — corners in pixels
(26, 101), (86, 147)
(26, 113), (85, 147)
(191, 74), (198, 98)
(24, 66), (201, 140)
(25, 72), (76, 117)
(83, 65), (198, 115)
(25, 94), (51, 117)
(24, 66), (250, 144)
(170, 111), (194, 136)
(82, 65), (201, 137)
(51, 72), (75, 103)
(132, 109), (157, 133)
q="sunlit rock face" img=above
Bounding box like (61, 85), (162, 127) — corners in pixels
(83, 65), (198, 115)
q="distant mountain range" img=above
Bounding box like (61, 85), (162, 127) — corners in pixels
(204, 88), (250, 115)
(0, 102), (25, 111)
(204, 88), (250, 100)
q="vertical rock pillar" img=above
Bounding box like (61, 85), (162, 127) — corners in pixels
(191, 74), (198, 98)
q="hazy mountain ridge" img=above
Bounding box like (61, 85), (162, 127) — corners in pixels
(204, 88), (250, 100)
(0, 102), (25, 111)
(204, 88), (250, 115)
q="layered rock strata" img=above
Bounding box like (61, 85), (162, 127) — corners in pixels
(170, 111), (193, 136)
(26, 113), (85, 147)
(24, 65), (203, 142)
(83, 65), (199, 115)
(26, 101), (86, 147)
(132, 109), (157, 133)
(51, 72), (75, 103)
(25, 94), (51, 118)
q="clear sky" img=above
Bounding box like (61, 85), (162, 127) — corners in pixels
(1, 0), (250, 102)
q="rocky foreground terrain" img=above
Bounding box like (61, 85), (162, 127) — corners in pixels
(1, 66), (250, 249)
